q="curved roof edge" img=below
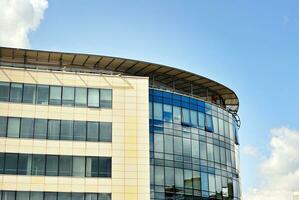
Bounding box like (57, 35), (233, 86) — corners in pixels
(0, 46), (239, 114)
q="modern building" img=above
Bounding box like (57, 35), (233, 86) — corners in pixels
(0, 47), (241, 200)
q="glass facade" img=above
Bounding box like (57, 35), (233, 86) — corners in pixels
(149, 89), (240, 200)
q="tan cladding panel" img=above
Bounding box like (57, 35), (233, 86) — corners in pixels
(0, 67), (150, 200)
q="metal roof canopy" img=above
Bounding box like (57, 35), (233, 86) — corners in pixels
(0, 47), (239, 114)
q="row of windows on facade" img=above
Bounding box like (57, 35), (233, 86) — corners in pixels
(0, 82), (112, 108)
(0, 117), (112, 142)
(0, 153), (111, 177)
(149, 102), (239, 144)
(0, 191), (111, 200)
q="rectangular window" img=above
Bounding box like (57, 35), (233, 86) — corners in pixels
(198, 112), (205, 129)
(5, 153), (18, 174)
(31, 192), (43, 200)
(153, 102), (163, 120)
(0, 116), (7, 137)
(49, 86), (62, 105)
(209, 174), (216, 193)
(99, 122), (112, 142)
(86, 157), (99, 177)
(173, 106), (181, 124)
(72, 156), (85, 177)
(2, 191), (15, 200)
(62, 87), (75, 106)
(183, 138), (191, 157)
(23, 84), (36, 103)
(154, 133), (164, 153)
(46, 155), (58, 176)
(18, 154), (31, 175)
(214, 145), (220, 163)
(34, 119), (47, 139)
(165, 167), (174, 186)
(17, 191), (30, 200)
(99, 157), (111, 177)
(205, 114), (214, 132)
(175, 168), (184, 188)
(7, 117), (20, 138)
(218, 118), (224, 136)
(20, 118), (34, 138)
(100, 89), (112, 108)
(174, 137), (182, 155)
(75, 88), (87, 107)
(154, 166), (164, 186)
(163, 104), (172, 122)
(85, 194), (97, 200)
(200, 142), (207, 160)
(58, 193), (71, 200)
(164, 135), (173, 154)
(99, 194), (111, 200)
(184, 169), (193, 188)
(60, 120), (73, 140)
(88, 88), (99, 107)
(72, 193), (84, 200)
(190, 110), (198, 127)
(0, 82), (10, 102)
(87, 122), (99, 141)
(31, 154), (45, 175)
(192, 140), (199, 158)
(59, 156), (72, 176)
(212, 116), (218, 133)
(36, 85), (49, 105)
(182, 108), (190, 125)
(48, 120), (60, 140)
(193, 171), (201, 190)
(0, 153), (4, 173)
(45, 192), (57, 200)
(74, 121), (86, 141)
(201, 172), (209, 191)
(207, 143), (214, 162)
(10, 83), (23, 103)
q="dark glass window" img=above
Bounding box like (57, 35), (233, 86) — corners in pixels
(34, 119), (47, 139)
(182, 108), (190, 125)
(174, 137), (182, 155)
(23, 84), (36, 103)
(36, 85), (49, 105)
(201, 172), (209, 192)
(175, 168), (184, 188)
(31, 154), (45, 175)
(48, 120), (60, 140)
(72, 193), (84, 200)
(85, 194), (97, 200)
(99, 157), (111, 177)
(72, 156), (85, 177)
(154, 166), (164, 185)
(163, 104), (172, 122)
(74, 121), (86, 141)
(5, 153), (18, 174)
(193, 171), (201, 190)
(87, 122), (99, 141)
(88, 88), (99, 107)
(58, 193), (71, 200)
(17, 191), (30, 200)
(0, 153), (4, 173)
(31, 192), (43, 200)
(184, 169), (193, 188)
(198, 112), (205, 130)
(183, 138), (191, 157)
(205, 114), (214, 132)
(153, 102), (163, 120)
(173, 106), (181, 124)
(18, 154), (31, 175)
(100, 89), (112, 108)
(165, 167), (174, 186)
(49, 86), (62, 105)
(0, 116), (7, 137)
(190, 110), (198, 127)
(75, 88), (87, 107)
(59, 156), (72, 176)
(46, 155), (58, 176)
(99, 194), (111, 200)
(164, 135), (173, 154)
(100, 122), (112, 142)
(154, 134), (163, 153)
(45, 192), (57, 200)
(200, 142), (207, 160)
(0, 82), (10, 102)
(7, 117), (20, 138)
(20, 118), (34, 138)
(10, 83), (23, 102)
(62, 87), (74, 106)
(60, 120), (73, 140)
(2, 191), (15, 200)
(86, 157), (98, 177)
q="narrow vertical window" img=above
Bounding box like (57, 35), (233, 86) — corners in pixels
(153, 102), (163, 120)
(100, 89), (112, 108)
(0, 116), (7, 137)
(18, 154), (31, 175)
(198, 112), (205, 130)
(99, 122), (112, 142)
(60, 120), (73, 140)
(36, 85), (49, 105)
(173, 106), (181, 124)
(75, 88), (87, 107)
(46, 155), (58, 176)
(50, 86), (62, 105)
(87, 122), (99, 141)
(205, 114), (214, 132)
(86, 157), (99, 177)
(31, 154), (45, 175)
(59, 156), (72, 176)
(10, 83), (23, 102)
(74, 121), (86, 141)
(7, 117), (20, 138)
(62, 87), (75, 106)
(20, 118), (34, 138)
(34, 119), (47, 139)
(163, 104), (173, 122)
(154, 166), (164, 185)
(23, 84), (36, 103)
(88, 88), (99, 107)
(99, 157), (111, 177)
(0, 82), (10, 102)
(5, 153), (18, 174)
(48, 120), (60, 140)
(182, 108), (190, 125)
(72, 156), (85, 177)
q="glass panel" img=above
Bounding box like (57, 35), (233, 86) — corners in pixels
(45, 192), (57, 200)
(72, 193), (84, 200)
(50, 86), (62, 105)
(0, 153), (4, 173)
(58, 193), (71, 200)
(31, 154), (45, 175)
(220, 147), (226, 165)
(10, 83), (23, 102)
(209, 174), (216, 193)
(198, 112), (205, 129)
(175, 168), (183, 188)
(153, 102), (162, 120)
(75, 88), (87, 107)
(218, 118), (224, 136)
(5, 153), (18, 174)
(205, 114), (214, 132)
(7, 117), (20, 138)
(46, 155), (58, 176)
(190, 110), (198, 127)
(154, 133), (163, 153)
(214, 145), (220, 163)
(74, 121), (86, 141)
(2, 191), (15, 200)
(60, 120), (73, 140)
(184, 169), (192, 188)
(31, 192), (43, 200)
(155, 166), (164, 186)
(193, 171), (201, 190)
(18, 154), (31, 175)
(99, 194), (111, 200)
(87, 122), (99, 141)
(182, 108), (190, 125)
(201, 172), (209, 192)
(88, 88), (99, 107)
(36, 85), (49, 105)
(164, 135), (173, 154)
(216, 175), (222, 194)
(192, 140), (199, 158)
(99, 157), (111, 177)
(183, 138), (191, 157)
(100, 89), (112, 108)
(207, 143), (214, 162)
(212, 116), (218, 133)
(34, 119), (47, 139)
(149, 102), (153, 120)
(23, 84), (36, 103)
(163, 104), (172, 122)
(174, 137), (182, 155)
(20, 118), (34, 138)
(59, 156), (72, 176)
(62, 87), (75, 106)
(99, 122), (112, 142)
(165, 167), (174, 186)
(0, 82), (10, 102)
(85, 194), (97, 200)
(48, 120), (60, 140)
(173, 106), (181, 124)
(16, 191), (29, 200)
(0, 116), (7, 137)
(86, 157), (98, 177)
(72, 156), (85, 177)
(200, 142), (207, 160)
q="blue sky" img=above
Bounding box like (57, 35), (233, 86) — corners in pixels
(1, 0), (299, 199)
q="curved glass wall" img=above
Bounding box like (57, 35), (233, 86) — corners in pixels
(149, 89), (240, 200)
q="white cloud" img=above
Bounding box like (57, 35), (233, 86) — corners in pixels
(0, 0), (48, 48)
(243, 127), (299, 200)
(242, 144), (262, 159)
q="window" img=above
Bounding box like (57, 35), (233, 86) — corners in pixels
(18, 154), (31, 175)
(218, 118), (224, 136)
(175, 168), (184, 188)
(62, 87), (74, 106)
(99, 122), (112, 142)
(10, 83), (23, 102)
(200, 142), (207, 160)
(163, 104), (172, 122)
(201, 172), (209, 191)
(31, 154), (45, 175)
(86, 157), (98, 177)
(23, 84), (36, 103)
(174, 137), (182, 155)
(74, 121), (86, 141)
(99, 194), (111, 200)
(58, 193), (71, 200)
(2, 191), (15, 200)
(154, 133), (164, 153)
(99, 157), (111, 177)
(193, 171), (201, 190)
(88, 88), (99, 107)
(192, 140), (199, 158)
(0, 82), (10, 102)
(73, 156), (85, 177)
(5, 153), (18, 174)
(49, 86), (62, 105)
(46, 155), (58, 176)
(154, 166), (164, 185)
(164, 135), (173, 154)
(207, 143), (214, 162)
(184, 169), (192, 188)
(165, 167), (174, 186)
(59, 156), (72, 176)
(20, 118), (34, 138)
(173, 106), (181, 124)
(17, 191), (30, 200)
(75, 88), (87, 107)
(153, 102), (163, 120)
(190, 110), (198, 127)
(87, 122), (99, 141)
(7, 117), (20, 138)
(31, 192), (43, 200)
(48, 120), (60, 140)
(0, 153), (4, 173)
(85, 194), (97, 200)
(34, 119), (47, 139)
(220, 147), (226, 165)
(0, 116), (7, 137)
(100, 89), (112, 108)
(205, 114), (214, 132)
(182, 108), (190, 125)
(212, 116), (218, 133)
(183, 138), (191, 157)
(36, 85), (49, 105)
(60, 120), (73, 140)
(45, 192), (57, 200)
(214, 145), (220, 163)
(209, 174), (216, 193)
(72, 193), (84, 200)
(198, 112), (205, 129)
